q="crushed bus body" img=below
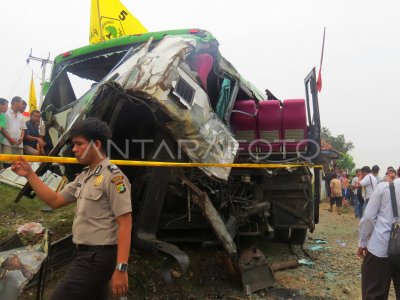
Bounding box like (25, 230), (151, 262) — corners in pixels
(15, 28), (321, 293)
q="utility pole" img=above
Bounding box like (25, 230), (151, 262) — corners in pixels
(26, 49), (53, 109)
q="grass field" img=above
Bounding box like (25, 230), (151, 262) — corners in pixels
(0, 182), (74, 242)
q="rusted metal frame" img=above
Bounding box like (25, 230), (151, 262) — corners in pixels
(270, 259), (300, 272)
(181, 178), (237, 257)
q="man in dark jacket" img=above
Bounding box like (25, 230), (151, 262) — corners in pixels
(23, 110), (45, 155)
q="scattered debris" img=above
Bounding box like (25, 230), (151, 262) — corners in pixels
(17, 223), (44, 235)
(343, 287), (351, 294)
(271, 258), (314, 273)
(336, 239), (347, 247)
(237, 247), (275, 294)
(307, 245), (324, 251)
(0, 235), (24, 252)
(41, 207), (54, 213)
(298, 258), (314, 267)
(0, 237), (47, 300)
(171, 270), (182, 279)
(271, 259), (299, 272)
(313, 239), (327, 244)
(0, 163), (64, 191)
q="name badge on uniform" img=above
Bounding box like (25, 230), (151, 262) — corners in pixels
(94, 175), (104, 186)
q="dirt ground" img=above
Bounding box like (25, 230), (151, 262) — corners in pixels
(16, 200), (398, 300)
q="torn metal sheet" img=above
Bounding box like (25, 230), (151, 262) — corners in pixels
(238, 247), (275, 294)
(0, 244), (47, 300)
(182, 178), (237, 256)
(42, 35), (238, 180)
(107, 35), (239, 180)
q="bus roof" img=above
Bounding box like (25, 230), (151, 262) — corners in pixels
(54, 28), (216, 65)
(53, 28), (266, 101)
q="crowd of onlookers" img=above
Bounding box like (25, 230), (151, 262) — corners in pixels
(326, 164), (400, 298)
(325, 164), (398, 217)
(0, 96), (52, 171)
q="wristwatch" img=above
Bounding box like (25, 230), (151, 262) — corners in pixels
(116, 263), (128, 272)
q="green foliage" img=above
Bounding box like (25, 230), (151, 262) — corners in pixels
(337, 152), (356, 173)
(322, 126), (356, 173)
(321, 127), (354, 153)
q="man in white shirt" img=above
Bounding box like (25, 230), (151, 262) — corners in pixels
(358, 179), (400, 299)
(360, 166), (378, 206)
(1, 96), (27, 155)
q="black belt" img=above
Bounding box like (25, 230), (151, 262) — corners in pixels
(75, 244), (117, 251)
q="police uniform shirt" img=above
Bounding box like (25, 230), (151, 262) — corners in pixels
(60, 158), (132, 245)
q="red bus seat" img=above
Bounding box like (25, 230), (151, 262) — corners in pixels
(231, 100), (258, 153)
(282, 99), (307, 152)
(257, 100), (282, 152)
(193, 54), (214, 91)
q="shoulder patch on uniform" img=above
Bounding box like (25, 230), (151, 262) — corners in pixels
(107, 164), (120, 174)
(111, 175), (124, 184)
(116, 182), (126, 193)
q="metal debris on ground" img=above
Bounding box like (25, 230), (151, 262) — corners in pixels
(307, 245), (324, 251)
(336, 239), (347, 247)
(0, 236), (48, 300)
(313, 239), (327, 244)
(298, 258), (314, 267)
(271, 259), (300, 272)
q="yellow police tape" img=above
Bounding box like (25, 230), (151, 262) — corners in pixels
(0, 154), (323, 169)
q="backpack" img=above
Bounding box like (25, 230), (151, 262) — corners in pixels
(387, 182), (400, 267)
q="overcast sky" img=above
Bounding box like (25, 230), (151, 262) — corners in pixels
(0, 0), (399, 172)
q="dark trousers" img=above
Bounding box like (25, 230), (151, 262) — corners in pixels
(356, 196), (365, 218)
(362, 252), (400, 300)
(50, 248), (117, 300)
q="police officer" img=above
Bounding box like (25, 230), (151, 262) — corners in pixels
(11, 118), (132, 300)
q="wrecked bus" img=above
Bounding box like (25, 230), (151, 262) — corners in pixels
(16, 28), (321, 291)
